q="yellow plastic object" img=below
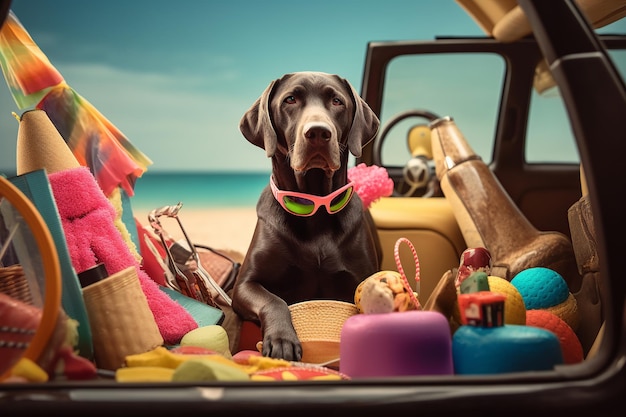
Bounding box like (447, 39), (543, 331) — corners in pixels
(0, 176), (61, 381)
(116, 366), (175, 383)
(8, 357), (48, 382)
(125, 346), (248, 372)
(172, 359), (250, 382)
(407, 124), (433, 158)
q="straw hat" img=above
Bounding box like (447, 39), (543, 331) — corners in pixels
(16, 109), (80, 175)
(288, 300), (358, 365)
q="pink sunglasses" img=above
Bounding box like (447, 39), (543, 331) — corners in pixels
(270, 176), (355, 217)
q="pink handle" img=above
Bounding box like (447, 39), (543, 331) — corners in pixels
(393, 237), (421, 310)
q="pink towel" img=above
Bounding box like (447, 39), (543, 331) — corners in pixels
(48, 166), (197, 344)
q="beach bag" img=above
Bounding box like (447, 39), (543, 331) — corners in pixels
(137, 203), (240, 309)
(168, 240), (240, 302)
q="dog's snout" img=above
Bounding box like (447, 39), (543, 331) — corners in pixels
(304, 122), (332, 142)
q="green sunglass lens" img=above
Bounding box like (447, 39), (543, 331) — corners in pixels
(284, 196), (315, 215)
(330, 188), (353, 212)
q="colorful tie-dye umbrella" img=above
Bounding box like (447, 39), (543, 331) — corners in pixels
(0, 10), (152, 197)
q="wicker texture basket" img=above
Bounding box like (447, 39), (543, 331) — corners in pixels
(0, 265), (33, 305)
(83, 266), (163, 370)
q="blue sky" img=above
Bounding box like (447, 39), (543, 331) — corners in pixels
(0, 1), (623, 174)
(0, 0), (487, 173)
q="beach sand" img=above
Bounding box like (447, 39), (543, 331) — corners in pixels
(132, 206), (258, 263)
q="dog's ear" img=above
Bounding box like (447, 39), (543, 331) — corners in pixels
(240, 79), (279, 157)
(343, 78), (380, 158)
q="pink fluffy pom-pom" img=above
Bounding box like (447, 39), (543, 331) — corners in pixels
(348, 163), (394, 209)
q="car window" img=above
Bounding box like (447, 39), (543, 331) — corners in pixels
(525, 82), (579, 163)
(379, 53), (504, 166)
(609, 49), (626, 82)
(379, 49), (626, 167)
(526, 49), (626, 163)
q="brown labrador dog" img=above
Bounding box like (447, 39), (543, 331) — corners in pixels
(233, 72), (381, 361)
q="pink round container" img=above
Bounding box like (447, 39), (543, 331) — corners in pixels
(339, 310), (453, 378)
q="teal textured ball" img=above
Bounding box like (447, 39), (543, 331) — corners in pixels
(511, 267), (569, 310)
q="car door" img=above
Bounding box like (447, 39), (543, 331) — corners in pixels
(358, 35), (626, 240)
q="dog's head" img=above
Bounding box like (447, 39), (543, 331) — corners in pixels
(240, 72), (379, 179)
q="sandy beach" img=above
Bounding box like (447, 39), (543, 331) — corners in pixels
(132, 206), (258, 262)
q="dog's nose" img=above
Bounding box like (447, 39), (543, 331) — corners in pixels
(304, 122), (332, 142)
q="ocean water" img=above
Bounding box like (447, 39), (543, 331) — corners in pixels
(130, 171), (271, 210)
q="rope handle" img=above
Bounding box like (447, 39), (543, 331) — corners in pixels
(393, 237), (421, 310)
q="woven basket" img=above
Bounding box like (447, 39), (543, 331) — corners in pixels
(83, 266), (163, 370)
(288, 300), (358, 365)
(0, 265), (33, 305)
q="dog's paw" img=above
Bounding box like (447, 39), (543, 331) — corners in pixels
(261, 330), (303, 362)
